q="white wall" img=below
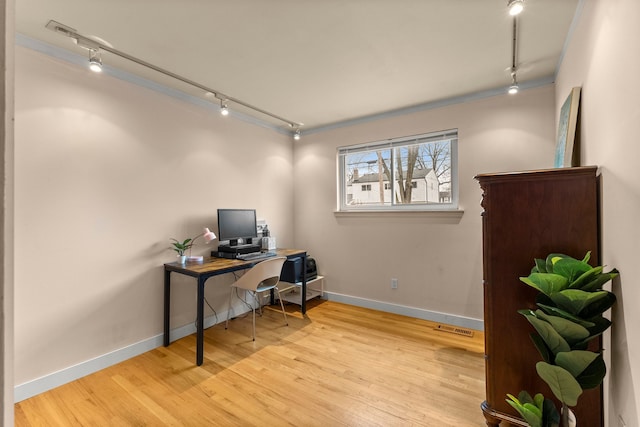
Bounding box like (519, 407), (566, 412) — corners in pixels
(555, 0), (640, 425)
(13, 46), (295, 392)
(2, 0), (15, 423)
(293, 85), (557, 325)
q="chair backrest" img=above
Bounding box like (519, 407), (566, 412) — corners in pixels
(232, 257), (287, 292)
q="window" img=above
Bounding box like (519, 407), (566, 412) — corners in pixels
(338, 129), (458, 211)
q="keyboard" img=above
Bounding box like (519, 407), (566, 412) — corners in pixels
(236, 251), (277, 261)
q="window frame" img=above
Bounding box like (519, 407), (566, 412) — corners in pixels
(337, 129), (459, 212)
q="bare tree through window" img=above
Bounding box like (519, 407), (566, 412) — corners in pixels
(339, 130), (457, 209)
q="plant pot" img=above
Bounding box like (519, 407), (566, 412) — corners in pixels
(178, 255), (187, 264)
(562, 407), (577, 427)
(568, 408), (576, 427)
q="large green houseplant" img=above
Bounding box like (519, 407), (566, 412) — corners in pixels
(506, 252), (618, 427)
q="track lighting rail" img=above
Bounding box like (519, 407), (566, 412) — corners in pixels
(45, 20), (304, 130)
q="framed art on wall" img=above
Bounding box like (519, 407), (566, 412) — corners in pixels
(554, 87), (581, 168)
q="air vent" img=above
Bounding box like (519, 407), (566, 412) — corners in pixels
(435, 324), (474, 337)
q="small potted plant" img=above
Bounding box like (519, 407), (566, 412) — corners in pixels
(507, 252), (618, 427)
(169, 238), (193, 264)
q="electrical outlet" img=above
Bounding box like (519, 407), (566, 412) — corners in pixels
(391, 278), (398, 289)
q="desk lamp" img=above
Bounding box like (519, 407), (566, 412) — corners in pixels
(187, 227), (217, 261)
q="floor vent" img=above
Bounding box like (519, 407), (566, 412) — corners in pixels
(435, 324), (474, 337)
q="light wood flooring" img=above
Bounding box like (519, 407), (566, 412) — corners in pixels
(15, 300), (487, 426)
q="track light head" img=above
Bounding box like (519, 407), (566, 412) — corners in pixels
(88, 49), (102, 72)
(508, 0), (524, 16)
(508, 71), (519, 94)
(220, 100), (229, 116)
(293, 129), (301, 141)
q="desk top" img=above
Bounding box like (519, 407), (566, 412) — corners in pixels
(164, 248), (306, 278)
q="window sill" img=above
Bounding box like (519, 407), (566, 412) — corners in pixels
(333, 209), (464, 224)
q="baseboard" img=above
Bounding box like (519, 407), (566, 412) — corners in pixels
(322, 291), (484, 331)
(14, 311), (226, 403)
(15, 294), (483, 402)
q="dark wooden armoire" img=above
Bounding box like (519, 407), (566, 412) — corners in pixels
(475, 166), (603, 427)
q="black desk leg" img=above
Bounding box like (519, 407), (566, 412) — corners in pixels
(301, 254), (307, 314)
(164, 270), (171, 347)
(196, 277), (205, 366)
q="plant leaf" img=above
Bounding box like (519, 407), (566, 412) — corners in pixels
(536, 362), (583, 406)
(520, 273), (569, 296)
(584, 316), (612, 338)
(520, 311), (570, 355)
(536, 303), (596, 328)
(530, 332), (553, 363)
(542, 398), (560, 427)
(534, 310), (590, 345)
(546, 253), (572, 273)
(549, 289), (609, 315)
(579, 292), (617, 318)
(506, 394), (543, 427)
(580, 269), (619, 292)
(534, 258), (548, 273)
(555, 350), (599, 378)
(569, 266), (602, 289)
(553, 257), (592, 284)
(575, 353), (607, 389)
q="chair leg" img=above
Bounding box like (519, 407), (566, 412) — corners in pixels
(251, 292), (256, 341)
(276, 288), (289, 326)
(225, 286), (234, 330)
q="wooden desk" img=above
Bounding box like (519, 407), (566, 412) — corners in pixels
(164, 248), (307, 365)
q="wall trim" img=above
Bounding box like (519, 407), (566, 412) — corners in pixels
(15, 295), (483, 402)
(322, 292), (484, 331)
(13, 311), (226, 403)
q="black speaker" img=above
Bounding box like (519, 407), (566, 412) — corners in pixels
(305, 257), (317, 281)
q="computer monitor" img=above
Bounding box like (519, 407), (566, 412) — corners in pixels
(217, 208), (258, 247)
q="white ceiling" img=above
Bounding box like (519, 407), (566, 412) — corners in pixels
(15, 0), (579, 133)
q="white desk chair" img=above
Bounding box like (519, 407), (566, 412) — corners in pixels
(225, 256), (288, 340)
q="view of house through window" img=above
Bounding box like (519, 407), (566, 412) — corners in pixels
(338, 130), (458, 210)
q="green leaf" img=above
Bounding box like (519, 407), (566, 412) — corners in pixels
(536, 362), (583, 406)
(536, 303), (596, 328)
(553, 257), (592, 283)
(575, 353), (607, 389)
(534, 310), (590, 345)
(520, 311), (570, 355)
(530, 332), (553, 363)
(569, 266), (603, 289)
(581, 251), (592, 264)
(584, 316), (612, 338)
(506, 394), (543, 427)
(579, 292), (617, 318)
(520, 273), (569, 296)
(555, 350), (599, 378)
(546, 253), (572, 273)
(549, 289), (610, 315)
(580, 270), (618, 292)
(542, 398), (560, 427)
(534, 258), (548, 273)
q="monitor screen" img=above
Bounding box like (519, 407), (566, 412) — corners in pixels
(217, 209), (258, 245)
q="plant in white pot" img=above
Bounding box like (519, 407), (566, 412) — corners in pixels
(169, 228), (216, 263)
(169, 238), (193, 264)
(507, 252), (618, 427)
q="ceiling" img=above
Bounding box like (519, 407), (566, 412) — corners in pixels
(15, 0), (579, 133)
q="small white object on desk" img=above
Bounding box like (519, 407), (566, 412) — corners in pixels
(262, 237), (276, 250)
(186, 256), (203, 262)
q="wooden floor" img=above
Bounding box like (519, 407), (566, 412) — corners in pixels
(15, 300), (487, 426)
